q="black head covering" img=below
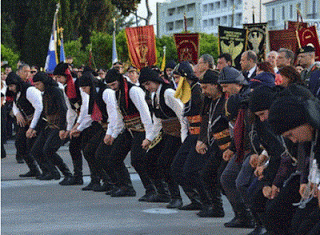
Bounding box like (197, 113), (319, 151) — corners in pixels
(53, 62), (69, 76)
(79, 72), (95, 87)
(139, 67), (165, 84)
(248, 86), (276, 113)
(105, 68), (122, 84)
(174, 61), (198, 82)
(6, 72), (25, 93)
(33, 72), (58, 87)
(199, 69), (220, 84)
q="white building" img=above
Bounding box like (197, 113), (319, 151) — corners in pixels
(157, 0), (272, 36)
(264, 0), (320, 33)
(156, 0), (202, 37)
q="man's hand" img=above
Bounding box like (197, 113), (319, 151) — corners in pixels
(59, 130), (67, 140)
(26, 128), (36, 138)
(16, 112), (26, 127)
(299, 184), (307, 198)
(141, 139), (151, 150)
(249, 154), (259, 168)
(271, 185), (280, 199)
(104, 134), (115, 145)
(70, 129), (81, 138)
(196, 141), (208, 155)
(223, 149), (234, 161)
(254, 165), (266, 180)
(263, 186), (272, 199)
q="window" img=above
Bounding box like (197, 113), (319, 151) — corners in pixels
(175, 20), (183, 29)
(290, 5), (293, 18)
(282, 6), (285, 20)
(187, 3), (195, 12)
(209, 3), (214, 11)
(177, 6), (185, 14)
(187, 18), (194, 27)
(168, 8), (175, 16)
(210, 18), (214, 26)
(203, 4), (208, 12)
(272, 8), (275, 20)
(203, 20), (208, 28)
(166, 22), (174, 31)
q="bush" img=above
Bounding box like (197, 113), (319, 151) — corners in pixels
(1, 44), (20, 70)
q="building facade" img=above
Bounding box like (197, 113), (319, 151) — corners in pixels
(264, 0), (320, 33)
(156, 0), (202, 37)
(157, 0), (272, 36)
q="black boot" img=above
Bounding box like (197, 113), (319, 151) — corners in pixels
(247, 211), (267, 235)
(93, 181), (114, 192)
(179, 189), (202, 211)
(139, 184), (157, 202)
(19, 155), (41, 177)
(82, 176), (100, 191)
(38, 162), (60, 181)
(111, 184), (136, 197)
(167, 198), (183, 209)
(197, 204), (225, 217)
(224, 205), (255, 228)
(147, 179), (171, 203)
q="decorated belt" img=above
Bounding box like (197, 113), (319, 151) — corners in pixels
(187, 115), (202, 124)
(124, 115), (145, 132)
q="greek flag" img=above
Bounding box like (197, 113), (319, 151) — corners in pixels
(60, 38), (66, 62)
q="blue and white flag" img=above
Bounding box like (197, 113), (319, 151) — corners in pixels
(44, 4), (59, 73)
(60, 38), (66, 63)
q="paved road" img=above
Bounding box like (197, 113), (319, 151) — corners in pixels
(1, 140), (252, 235)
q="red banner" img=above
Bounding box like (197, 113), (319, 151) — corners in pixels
(297, 26), (320, 61)
(174, 33), (200, 65)
(269, 29), (299, 54)
(125, 25), (157, 70)
(287, 21), (308, 30)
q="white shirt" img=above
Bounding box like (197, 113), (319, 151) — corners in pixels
(129, 86), (155, 141)
(12, 86), (43, 129)
(58, 82), (78, 131)
(76, 90), (93, 131)
(103, 88), (124, 139)
(151, 84), (188, 142)
(248, 65), (257, 79)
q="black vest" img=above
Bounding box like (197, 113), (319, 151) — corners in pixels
(16, 84), (34, 118)
(152, 84), (177, 120)
(184, 82), (204, 117)
(116, 80), (140, 118)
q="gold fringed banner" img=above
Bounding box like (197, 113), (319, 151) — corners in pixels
(125, 25), (157, 70)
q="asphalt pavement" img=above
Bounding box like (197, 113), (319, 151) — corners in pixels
(1, 140), (252, 235)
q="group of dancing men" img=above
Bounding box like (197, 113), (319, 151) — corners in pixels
(2, 44), (320, 235)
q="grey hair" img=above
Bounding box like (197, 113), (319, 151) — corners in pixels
(278, 48), (295, 65)
(200, 54), (215, 69)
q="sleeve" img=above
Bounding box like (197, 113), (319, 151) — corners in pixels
(129, 86), (155, 141)
(103, 89), (124, 139)
(26, 87), (43, 129)
(59, 84), (78, 131)
(164, 89), (188, 142)
(77, 90), (93, 131)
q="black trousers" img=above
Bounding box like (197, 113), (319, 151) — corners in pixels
(263, 174), (301, 235)
(145, 134), (182, 198)
(15, 124), (38, 171)
(105, 129), (151, 188)
(68, 133), (83, 177)
(172, 135), (222, 204)
(31, 127), (66, 174)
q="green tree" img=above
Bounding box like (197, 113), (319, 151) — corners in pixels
(111, 0), (140, 16)
(64, 38), (88, 67)
(156, 35), (178, 67)
(199, 33), (219, 60)
(1, 44), (20, 70)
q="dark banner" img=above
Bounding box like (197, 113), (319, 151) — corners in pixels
(174, 33), (200, 65)
(287, 21), (308, 30)
(297, 25), (320, 61)
(243, 23), (267, 62)
(269, 29), (299, 54)
(125, 25), (157, 70)
(219, 26), (247, 70)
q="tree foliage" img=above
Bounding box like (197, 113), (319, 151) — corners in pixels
(1, 44), (20, 70)
(111, 0), (140, 16)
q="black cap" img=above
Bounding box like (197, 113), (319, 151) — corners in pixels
(139, 67), (165, 84)
(105, 68), (122, 84)
(174, 61), (198, 81)
(268, 96), (308, 135)
(248, 86), (275, 113)
(33, 72), (57, 87)
(6, 72), (22, 86)
(53, 62), (69, 76)
(78, 72), (94, 87)
(199, 69), (220, 84)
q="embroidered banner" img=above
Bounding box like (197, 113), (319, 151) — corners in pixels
(287, 21), (308, 30)
(269, 29), (299, 54)
(297, 25), (320, 61)
(243, 23), (267, 62)
(219, 26), (247, 70)
(125, 25), (157, 70)
(174, 33), (200, 65)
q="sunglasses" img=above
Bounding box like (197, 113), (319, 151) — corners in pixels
(30, 71), (37, 74)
